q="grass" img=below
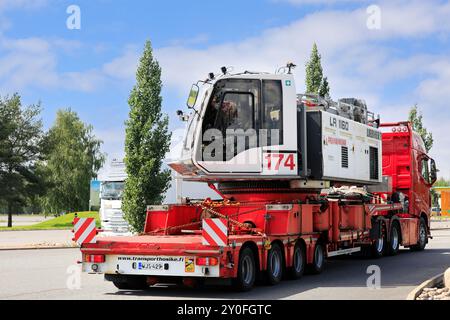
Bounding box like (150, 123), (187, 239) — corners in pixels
(0, 212), (100, 231)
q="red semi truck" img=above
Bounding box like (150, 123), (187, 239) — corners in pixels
(79, 68), (436, 291)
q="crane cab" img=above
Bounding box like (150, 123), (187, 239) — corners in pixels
(169, 69), (383, 186)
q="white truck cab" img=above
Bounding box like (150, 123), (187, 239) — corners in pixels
(99, 160), (132, 236)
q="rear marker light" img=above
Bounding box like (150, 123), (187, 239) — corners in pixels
(83, 254), (105, 263)
(196, 257), (219, 266)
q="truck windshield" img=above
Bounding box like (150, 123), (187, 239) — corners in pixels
(101, 182), (125, 200)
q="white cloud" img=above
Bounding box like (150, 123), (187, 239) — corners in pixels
(86, 0), (450, 180)
(2, 0), (450, 183)
(152, 0), (450, 179)
(0, 37), (138, 93)
(417, 60), (450, 103)
(0, 37), (59, 91)
(102, 46), (140, 80)
(151, 0), (450, 102)
(0, 0), (47, 12)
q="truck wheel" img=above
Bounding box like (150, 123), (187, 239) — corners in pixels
(410, 218), (427, 251)
(371, 223), (386, 258)
(233, 247), (256, 291)
(386, 222), (400, 256)
(111, 276), (148, 290)
(307, 243), (325, 275)
(266, 243), (284, 285)
(289, 243), (306, 280)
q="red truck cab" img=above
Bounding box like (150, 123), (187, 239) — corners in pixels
(380, 122), (436, 248)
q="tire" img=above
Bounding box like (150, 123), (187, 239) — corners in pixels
(386, 222), (400, 256)
(108, 275), (148, 290)
(289, 242), (306, 280)
(307, 243), (325, 275)
(410, 218), (427, 251)
(266, 243), (284, 285)
(371, 222), (386, 259)
(232, 247), (256, 291)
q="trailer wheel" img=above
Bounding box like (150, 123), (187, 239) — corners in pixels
(386, 222), (400, 256)
(266, 243), (284, 285)
(307, 243), (325, 275)
(289, 242), (306, 280)
(410, 218), (427, 251)
(233, 247), (256, 291)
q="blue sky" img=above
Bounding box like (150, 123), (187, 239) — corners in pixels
(1, 0), (450, 200)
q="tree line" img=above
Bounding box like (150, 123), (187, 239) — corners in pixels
(0, 97), (105, 227)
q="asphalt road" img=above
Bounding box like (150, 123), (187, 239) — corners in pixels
(0, 215), (52, 227)
(0, 229), (449, 300)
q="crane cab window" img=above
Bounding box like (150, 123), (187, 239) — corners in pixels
(202, 79), (259, 136)
(217, 92), (255, 131)
(202, 79), (260, 161)
(262, 80), (283, 145)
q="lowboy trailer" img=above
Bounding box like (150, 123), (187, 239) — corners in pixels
(79, 66), (437, 291)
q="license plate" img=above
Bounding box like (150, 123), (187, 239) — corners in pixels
(133, 262), (165, 271)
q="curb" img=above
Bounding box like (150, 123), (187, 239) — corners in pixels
(0, 244), (78, 251)
(406, 273), (444, 300)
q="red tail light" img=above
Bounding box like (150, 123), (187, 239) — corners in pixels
(83, 254), (105, 263)
(196, 257), (219, 266)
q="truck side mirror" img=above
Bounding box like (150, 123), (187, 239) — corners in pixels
(187, 84), (200, 109)
(430, 159), (437, 185)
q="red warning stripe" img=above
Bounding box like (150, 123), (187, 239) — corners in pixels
(74, 218), (91, 241)
(202, 218), (228, 247)
(73, 217), (97, 245)
(205, 219), (228, 245)
(202, 229), (217, 247)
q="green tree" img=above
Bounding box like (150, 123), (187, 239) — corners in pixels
(123, 40), (172, 232)
(319, 76), (330, 97)
(41, 109), (105, 214)
(305, 43), (331, 96)
(305, 43), (323, 94)
(408, 104), (433, 152)
(0, 94), (45, 227)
